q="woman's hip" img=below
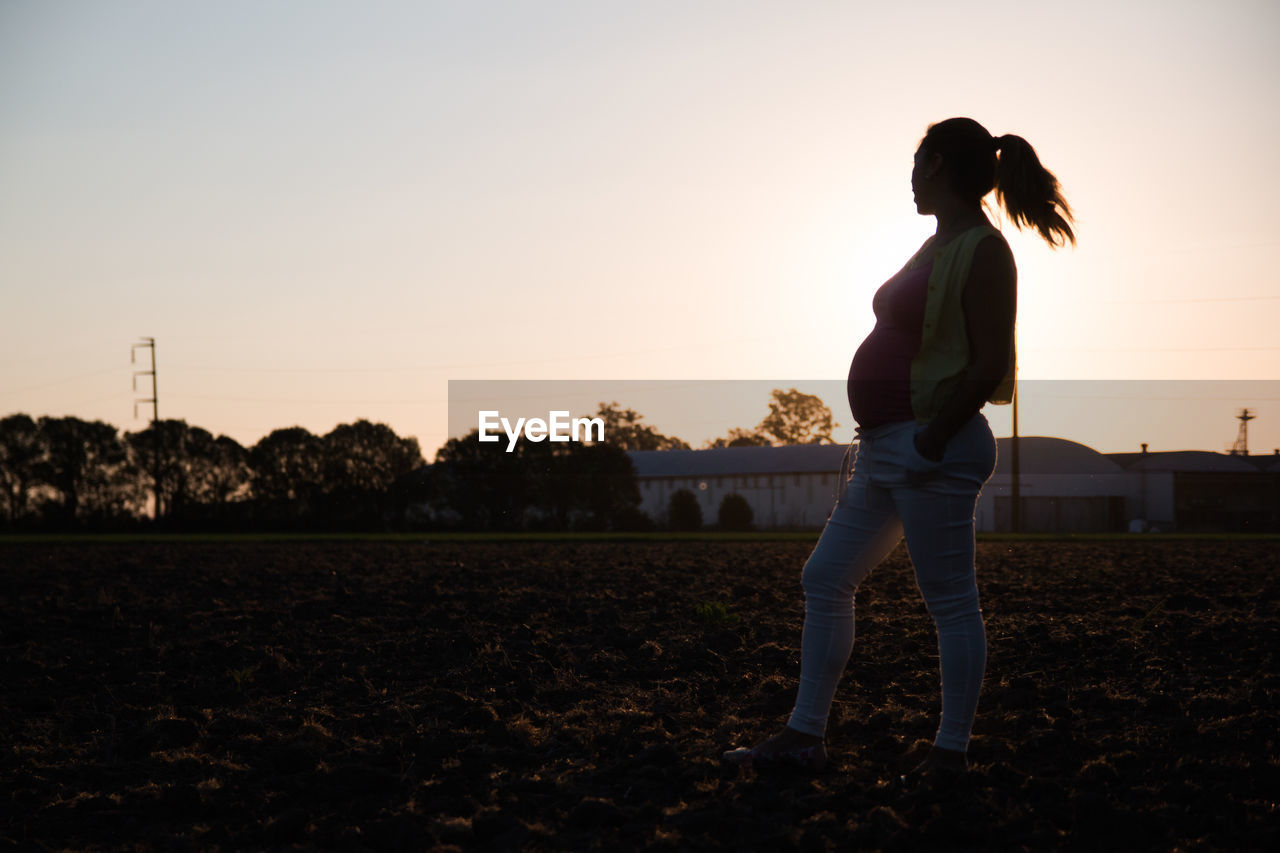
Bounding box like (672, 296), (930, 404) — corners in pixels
(852, 412), (997, 493)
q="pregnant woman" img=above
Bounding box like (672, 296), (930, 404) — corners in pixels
(723, 117), (1075, 782)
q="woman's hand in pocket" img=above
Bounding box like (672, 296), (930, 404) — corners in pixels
(912, 429), (946, 464)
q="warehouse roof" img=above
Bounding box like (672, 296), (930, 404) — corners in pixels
(630, 436), (1126, 478)
(627, 443), (852, 478)
(992, 437), (1125, 476)
(627, 437), (1278, 479)
(1106, 450), (1261, 473)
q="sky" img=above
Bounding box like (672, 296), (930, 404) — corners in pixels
(2, 0), (1278, 461)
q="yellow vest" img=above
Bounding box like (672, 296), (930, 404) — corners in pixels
(908, 224), (1016, 423)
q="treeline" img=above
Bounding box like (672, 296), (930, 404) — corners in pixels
(417, 389), (840, 531)
(0, 413), (652, 533)
(429, 429), (649, 531)
(0, 415), (424, 532)
(0, 388), (837, 532)
(588, 391), (838, 450)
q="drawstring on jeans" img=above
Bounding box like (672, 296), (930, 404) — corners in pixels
(836, 424), (874, 503)
(835, 438), (857, 503)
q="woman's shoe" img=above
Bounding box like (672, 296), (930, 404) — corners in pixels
(722, 740), (829, 772)
(895, 746), (967, 794)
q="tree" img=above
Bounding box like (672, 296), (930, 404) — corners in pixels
(718, 493), (754, 531)
(126, 420), (251, 523)
(208, 435), (253, 506)
(668, 488), (703, 531)
(757, 388), (837, 445)
(559, 442), (643, 530)
(37, 416), (142, 526)
(0, 414), (42, 526)
(385, 463), (440, 530)
(432, 428), (536, 530)
(522, 438), (581, 530)
(250, 427), (325, 522)
(322, 420), (423, 494)
(320, 420), (424, 526)
(430, 426), (643, 532)
(589, 402), (690, 451)
(705, 427), (771, 449)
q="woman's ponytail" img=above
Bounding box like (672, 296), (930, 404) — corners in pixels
(993, 134), (1076, 248)
(920, 118), (1076, 249)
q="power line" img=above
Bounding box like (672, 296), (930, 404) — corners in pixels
(0, 366), (122, 397)
(1025, 346), (1280, 352)
(1103, 295), (1280, 304)
(1015, 393), (1280, 402)
(169, 366), (442, 374)
(167, 392), (444, 405)
(446, 379), (746, 405)
(60, 391), (133, 409)
(164, 337), (771, 373)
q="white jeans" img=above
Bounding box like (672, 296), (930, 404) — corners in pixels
(787, 412), (998, 752)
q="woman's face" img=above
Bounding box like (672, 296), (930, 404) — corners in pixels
(911, 146), (941, 215)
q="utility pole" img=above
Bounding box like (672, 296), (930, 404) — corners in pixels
(1010, 385), (1021, 533)
(132, 337), (161, 519)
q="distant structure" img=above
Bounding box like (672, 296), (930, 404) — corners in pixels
(626, 444), (850, 530)
(627, 436), (1280, 533)
(1229, 408), (1255, 456)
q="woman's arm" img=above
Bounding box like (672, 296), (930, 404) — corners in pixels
(913, 235), (1018, 460)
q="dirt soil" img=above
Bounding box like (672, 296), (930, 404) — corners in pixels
(2, 539), (1278, 851)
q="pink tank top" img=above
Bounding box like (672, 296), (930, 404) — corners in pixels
(846, 259), (934, 428)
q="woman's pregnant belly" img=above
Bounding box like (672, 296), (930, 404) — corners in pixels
(847, 327), (918, 428)
(846, 259), (932, 428)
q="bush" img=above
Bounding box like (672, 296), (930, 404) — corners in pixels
(668, 488), (703, 531)
(610, 505), (656, 532)
(717, 493), (754, 531)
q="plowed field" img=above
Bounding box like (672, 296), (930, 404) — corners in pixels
(3, 539), (1277, 850)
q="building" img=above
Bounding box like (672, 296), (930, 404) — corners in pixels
(1105, 449), (1280, 532)
(983, 437), (1129, 533)
(627, 440), (1280, 533)
(627, 444), (851, 530)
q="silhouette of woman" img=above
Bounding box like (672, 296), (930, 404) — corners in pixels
(724, 117), (1075, 780)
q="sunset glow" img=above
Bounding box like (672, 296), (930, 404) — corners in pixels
(2, 1), (1278, 458)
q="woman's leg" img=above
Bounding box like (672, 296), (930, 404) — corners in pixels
(786, 479), (904, 738)
(894, 487), (986, 753)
